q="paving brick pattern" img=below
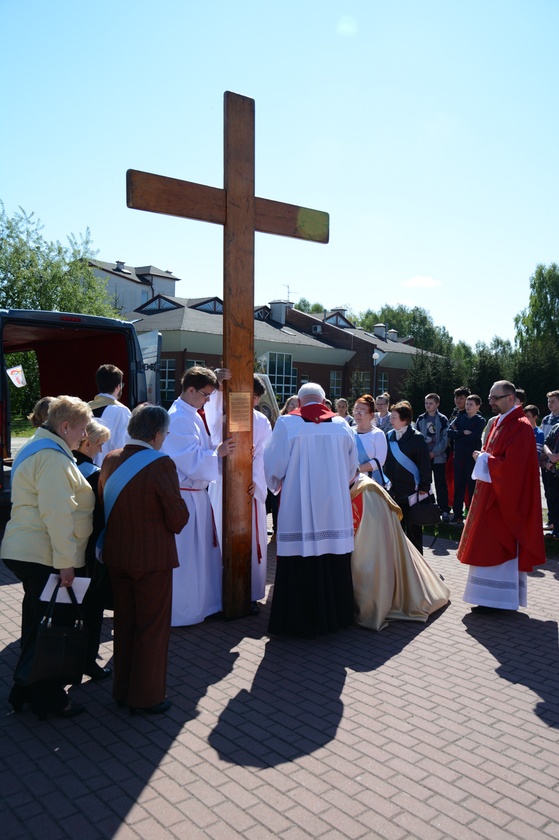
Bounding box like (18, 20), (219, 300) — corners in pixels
(2, 526), (559, 839)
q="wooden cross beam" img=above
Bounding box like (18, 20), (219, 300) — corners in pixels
(126, 90), (329, 619)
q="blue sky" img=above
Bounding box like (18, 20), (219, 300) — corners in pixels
(2, 0), (558, 346)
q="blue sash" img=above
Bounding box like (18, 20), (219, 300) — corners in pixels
(96, 449), (167, 557)
(77, 460), (100, 479)
(355, 432), (390, 487)
(387, 431), (420, 487)
(11, 438), (73, 481)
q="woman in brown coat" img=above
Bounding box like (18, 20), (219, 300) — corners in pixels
(98, 405), (189, 715)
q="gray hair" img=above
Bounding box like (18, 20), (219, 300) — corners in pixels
(127, 404), (170, 442)
(297, 382), (326, 402)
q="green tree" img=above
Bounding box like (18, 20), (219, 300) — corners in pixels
(513, 337), (559, 412)
(0, 202), (117, 316)
(401, 353), (457, 418)
(450, 340), (475, 388)
(357, 304), (453, 356)
(515, 263), (559, 349)
(294, 297), (324, 314)
(469, 343), (504, 408)
(0, 202), (119, 416)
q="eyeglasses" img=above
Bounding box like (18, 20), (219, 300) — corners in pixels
(488, 394), (510, 402)
(195, 388), (216, 400)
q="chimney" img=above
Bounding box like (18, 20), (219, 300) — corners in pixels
(387, 328), (398, 342)
(115, 260), (126, 272)
(269, 299), (293, 325)
(373, 323), (387, 340)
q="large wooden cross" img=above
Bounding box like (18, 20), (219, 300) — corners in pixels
(126, 91), (329, 619)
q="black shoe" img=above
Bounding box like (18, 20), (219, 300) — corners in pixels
(250, 601), (261, 616)
(58, 701), (86, 719)
(9, 684), (32, 713)
(129, 699), (171, 716)
(85, 664), (113, 681)
(470, 605), (512, 614)
(35, 701), (86, 721)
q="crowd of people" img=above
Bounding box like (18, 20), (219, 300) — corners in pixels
(2, 364), (553, 721)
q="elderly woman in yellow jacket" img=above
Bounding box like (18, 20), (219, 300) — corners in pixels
(2, 395), (95, 720)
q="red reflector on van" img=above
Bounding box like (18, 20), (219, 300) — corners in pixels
(60, 316), (82, 322)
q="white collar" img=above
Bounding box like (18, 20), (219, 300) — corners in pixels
(496, 405), (517, 425)
(125, 438), (154, 449)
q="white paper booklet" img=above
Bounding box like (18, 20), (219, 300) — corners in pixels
(40, 574), (91, 604)
(472, 452), (491, 483)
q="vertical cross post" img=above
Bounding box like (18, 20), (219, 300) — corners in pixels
(126, 90), (329, 618)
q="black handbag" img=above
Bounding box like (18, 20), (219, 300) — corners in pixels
(370, 457), (389, 489)
(409, 492), (441, 526)
(15, 582), (89, 686)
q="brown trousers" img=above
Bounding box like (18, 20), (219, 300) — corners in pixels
(109, 567), (172, 708)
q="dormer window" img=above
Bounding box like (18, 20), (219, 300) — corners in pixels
(136, 295), (183, 314)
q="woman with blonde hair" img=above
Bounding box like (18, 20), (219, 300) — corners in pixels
(280, 395), (298, 415)
(73, 419), (113, 681)
(2, 396), (94, 719)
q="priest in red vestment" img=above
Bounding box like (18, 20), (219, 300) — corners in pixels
(458, 380), (545, 613)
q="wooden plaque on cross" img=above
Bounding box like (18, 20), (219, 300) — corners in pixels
(126, 90), (329, 619)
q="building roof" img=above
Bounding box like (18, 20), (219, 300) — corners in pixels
(90, 259), (180, 285)
(127, 295), (354, 364)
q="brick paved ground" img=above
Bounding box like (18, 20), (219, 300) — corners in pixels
(2, 527), (559, 840)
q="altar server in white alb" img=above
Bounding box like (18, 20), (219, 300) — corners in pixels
(264, 382), (358, 637)
(162, 366), (235, 626)
(249, 375), (273, 607)
(89, 364), (131, 466)
(204, 373), (272, 612)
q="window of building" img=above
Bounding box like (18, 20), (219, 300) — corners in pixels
(352, 371), (371, 393)
(186, 359), (206, 369)
(257, 352), (297, 403)
(160, 359), (176, 407)
(377, 372), (389, 394)
(136, 295), (182, 314)
(329, 370), (342, 398)
(191, 298), (223, 313)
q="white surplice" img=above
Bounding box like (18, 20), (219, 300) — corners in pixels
(204, 391), (272, 600)
(251, 409), (272, 599)
(264, 414), (358, 557)
(162, 398), (222, 626)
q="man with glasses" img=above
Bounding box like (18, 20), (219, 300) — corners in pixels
(163, 366), (236, 626)
(458, 380), (545, 614)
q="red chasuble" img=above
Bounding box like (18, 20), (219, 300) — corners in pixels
(290, 404), (337, 423)
(457, 406), (545, 572)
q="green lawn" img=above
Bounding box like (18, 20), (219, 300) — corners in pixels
(11, 416), (34, 437)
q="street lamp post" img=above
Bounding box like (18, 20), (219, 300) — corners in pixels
(372, 352), (380, 397)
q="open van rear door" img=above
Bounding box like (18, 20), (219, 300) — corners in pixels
(0, 309), (147, 510)
(137, 330), (162, 406)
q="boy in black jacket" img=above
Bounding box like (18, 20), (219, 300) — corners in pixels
(448, 395), (485, 524)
